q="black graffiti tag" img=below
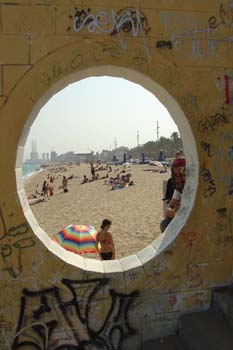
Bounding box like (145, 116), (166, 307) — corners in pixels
(12, 278), (139, 350)
(110, 7), (151, 37)
(198, 105), (231, 133)
(200, 164), (216, 198)
(0, 208), (35, 278)
(73, 4), (151, 58)
(74, 7), (151, 37)
(201, 141), (212, 157)
(93, 39), (123, 63)
(208, 3), (233, 30)
(156, 40), (173, 49)
(41, 52), (84, 86)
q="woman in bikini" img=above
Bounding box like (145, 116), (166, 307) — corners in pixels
(95, 219), (115, 260)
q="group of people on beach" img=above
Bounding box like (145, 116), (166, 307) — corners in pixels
(95, 153), (185, 261)
(28, 173), (68, 203)
(41, 175), (55, 199)
(95, 152), (186, 261)
(160, 150), (186, 233)
(80, 162), (110, 184)
(80, 163), (133, 189)
(80, 173), (109, 184)
(27, 156), (184, 260)
(42, 173), (73, 198)
(105, 172), (134, 190)
(27, 175), (55, 203)
(29, 162), (132, 204)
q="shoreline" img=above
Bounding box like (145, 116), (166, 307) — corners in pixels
(23, 168), (44, 180)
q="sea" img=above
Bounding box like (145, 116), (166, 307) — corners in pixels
(22, 163), (42, 178)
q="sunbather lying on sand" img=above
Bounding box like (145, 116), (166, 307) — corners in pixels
(28, 194), (45, 205)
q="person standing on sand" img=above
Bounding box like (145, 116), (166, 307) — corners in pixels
(160, 157), (186, 233)
(62, 176), (68, 192)
(48, 183), (54, 196)
(90, 162), (95, 181)
(95, 219), (115, 260)
(42, 181), (49, 199)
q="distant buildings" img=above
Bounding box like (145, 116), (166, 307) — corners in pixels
(29, 140), (39, 162)
(99, 149), (112, 162)
(57, 151), (94, 163)
(114, 146), (129, 161)
(50, 151), (57, 162)
(99, 146), (129, 162)
(24, 140), (130, 166)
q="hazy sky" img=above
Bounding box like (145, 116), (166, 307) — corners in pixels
(24, 77), (178, 159)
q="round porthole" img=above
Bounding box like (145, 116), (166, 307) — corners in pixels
(16, 65), (198, 273)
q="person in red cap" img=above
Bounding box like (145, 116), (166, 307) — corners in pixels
(171, 157), (186, 193)
(160, 151), (186, 233)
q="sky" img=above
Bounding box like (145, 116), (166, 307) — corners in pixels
(24, 76), (178, 160)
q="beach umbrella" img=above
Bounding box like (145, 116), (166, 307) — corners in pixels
(53, 224), (97, 255)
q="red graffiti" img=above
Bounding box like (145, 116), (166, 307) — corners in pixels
(182, 231), (199, 249)
(225, 74), (230, 105)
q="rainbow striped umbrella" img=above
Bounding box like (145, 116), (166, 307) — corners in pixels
(53, 224), (97, 255)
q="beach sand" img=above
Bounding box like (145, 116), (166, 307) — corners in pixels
(24, 164), (169, 259)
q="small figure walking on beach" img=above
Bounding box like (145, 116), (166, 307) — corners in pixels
(42, 180), (49, 199)
(90, 162), (95, 181)
(49, 175), (54, 184)
(62, 176), (68, 193)
(48, 184), (54, 196)
(95, 219), (115, 260)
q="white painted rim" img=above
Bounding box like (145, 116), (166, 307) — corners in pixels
(15, 65), (199, 273)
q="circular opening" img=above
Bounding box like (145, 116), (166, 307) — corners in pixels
(16, 66), (198, 273)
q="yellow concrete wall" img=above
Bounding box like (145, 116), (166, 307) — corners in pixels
(0, 0), (233, 349)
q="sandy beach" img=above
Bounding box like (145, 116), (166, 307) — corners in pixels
(24, 163), (169, 259)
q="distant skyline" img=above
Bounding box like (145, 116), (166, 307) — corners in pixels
(24, 77), (178, 160)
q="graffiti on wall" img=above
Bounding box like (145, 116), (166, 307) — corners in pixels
(216, 234), (233, 246)
(216, 132), (233, 195)
(216, 73), (233, 105)
(182, 231), (199, 250)
(0, 208), (35, 278)
(151, 256), (169, 284)
(170, 24), (216, 60)
(166, 2), (233, 60)
(216, 208), (228, 232)
(41, 51), (84, 86)
(12, 278), (139, 350)
(197, 104), (231, 134)
(216, 207), (233, 245)
(73, 1), (151, 58)
(215, 207), (233, 246)
(200, 163), (216, 198)
(181, 92), (199, 111)
(156, 40), (173, 49)
(93, 39), (124, 62)
(208, 2), (233, 30)
(225, 74), (232, 105)
(200, 141), (212, 158)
